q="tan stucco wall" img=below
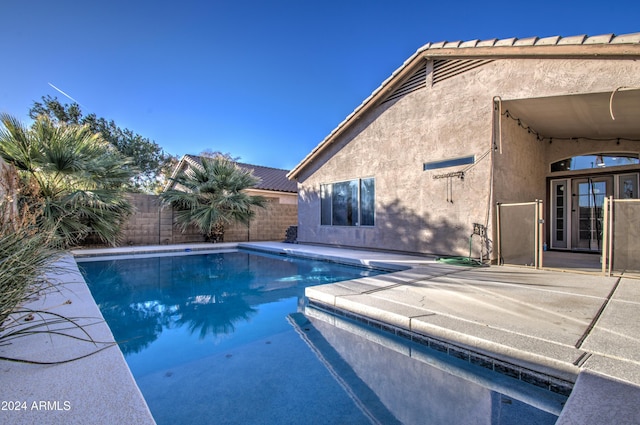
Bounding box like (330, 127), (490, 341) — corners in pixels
(295, 57), (640, 258)
(494, 113), (547, 203)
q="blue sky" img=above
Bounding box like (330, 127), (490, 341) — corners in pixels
(1, 0), (638, 170)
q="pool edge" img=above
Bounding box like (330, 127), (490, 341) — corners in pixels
(0, 254), (156, 425)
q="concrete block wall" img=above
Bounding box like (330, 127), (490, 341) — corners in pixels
(222, 197), (298, 242)
(121, 194), (163, 245)
(118, 193), (297, 246)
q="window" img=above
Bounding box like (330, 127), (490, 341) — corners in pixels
(423, 155), (475, 171)
(321, 178), (375, 226)
(551, 154), (640, 172)
(619, 173), (639, 199)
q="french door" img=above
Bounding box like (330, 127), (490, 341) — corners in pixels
(571, 177), (612, 251)
(551, 174), (638, 251)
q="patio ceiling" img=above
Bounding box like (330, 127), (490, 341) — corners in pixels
(501, 88), (640, 140)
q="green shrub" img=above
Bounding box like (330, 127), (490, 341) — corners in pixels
(0, 206), (59, 330)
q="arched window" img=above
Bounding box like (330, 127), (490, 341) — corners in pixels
(551, 154), (639, 172)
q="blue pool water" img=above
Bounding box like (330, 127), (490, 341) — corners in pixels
(78, 249), (566, 425)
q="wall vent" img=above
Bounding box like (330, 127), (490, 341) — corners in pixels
(432, 59), (493, 84)
(382, 62), (427, 104)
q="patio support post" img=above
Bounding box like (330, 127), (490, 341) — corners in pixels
(536, 199), (544, 269)
(496, 202), (502, 265)
(602, 196), (613, 276)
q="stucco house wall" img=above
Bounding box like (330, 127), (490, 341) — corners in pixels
(493, 58), (640, 203)
(494, 105), (547, 203)
(296, 64), (492, 255)
(291, 37), (640, 259)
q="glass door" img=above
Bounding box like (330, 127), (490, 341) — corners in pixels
(571, 177), (612, 251)
(551, 180), (568, 249)
(618, 173), (639, 199)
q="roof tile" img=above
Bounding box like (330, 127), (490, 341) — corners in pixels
(494, 37), (517, 47)
(584, 34), (614, 44)
(514, 36), (539, 46)
(476, 38), (498, 47)
(236, 162), (298, 193)
(419, 32), (640, 52)
(181, 155), (297, 193)
(459, 39), (479, 48)
(610, 32), (640, 44)
(556, 35), (587, 45)
(535, 36), (561, 46)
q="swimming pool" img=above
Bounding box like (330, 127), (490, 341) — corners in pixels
(78, 249), (566, 424)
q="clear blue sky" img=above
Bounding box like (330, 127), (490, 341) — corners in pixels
(1, 0), (638, 170)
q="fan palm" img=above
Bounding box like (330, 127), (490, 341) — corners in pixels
(0, 114), (134, 247)
(161, 156), (266, 242)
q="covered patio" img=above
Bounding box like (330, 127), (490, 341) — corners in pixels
(495, 88), (640, 276)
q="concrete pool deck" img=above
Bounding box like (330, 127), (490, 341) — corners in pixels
(0, 255), (155, 425)
(2, 241), (638, 423)
(244, 242), (640, 424)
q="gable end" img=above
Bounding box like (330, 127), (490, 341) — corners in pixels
(432, 59), (493, 84)
(382, 62), (427, 104)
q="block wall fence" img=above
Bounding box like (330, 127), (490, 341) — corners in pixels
(118, 193), (297, 246)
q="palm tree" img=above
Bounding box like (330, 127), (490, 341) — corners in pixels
(0, 114), (134, 247)
(161, 156), (267, 242)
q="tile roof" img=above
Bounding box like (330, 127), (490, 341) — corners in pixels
(235, 161), (298, 193)
(288, 32), (640, 180)
(182, 154), (297, 193)
(415, 32), (640, 52)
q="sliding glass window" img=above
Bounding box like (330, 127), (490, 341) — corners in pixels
(320, 178), (375, 226)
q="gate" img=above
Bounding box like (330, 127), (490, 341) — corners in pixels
(496, 200), (544, 268)
(497, 198), (639, 275)
(603, 197), (640, 277)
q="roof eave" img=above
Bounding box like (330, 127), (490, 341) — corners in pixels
(249, 188), (298, 196)
(287, 42), (640, 181)
(287, 47), (428, 181)
(422, 43), (640, 60)
(163, 154), (202, 192)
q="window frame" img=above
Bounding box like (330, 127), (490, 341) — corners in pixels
(550, 154), (640, 172)
(423, 155), (475, 171)
(320, 178), (375, 227)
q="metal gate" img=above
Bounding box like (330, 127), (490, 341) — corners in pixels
(496, 200), (544, 268)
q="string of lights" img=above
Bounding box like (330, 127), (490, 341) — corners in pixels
(501, 109), (640, 143)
